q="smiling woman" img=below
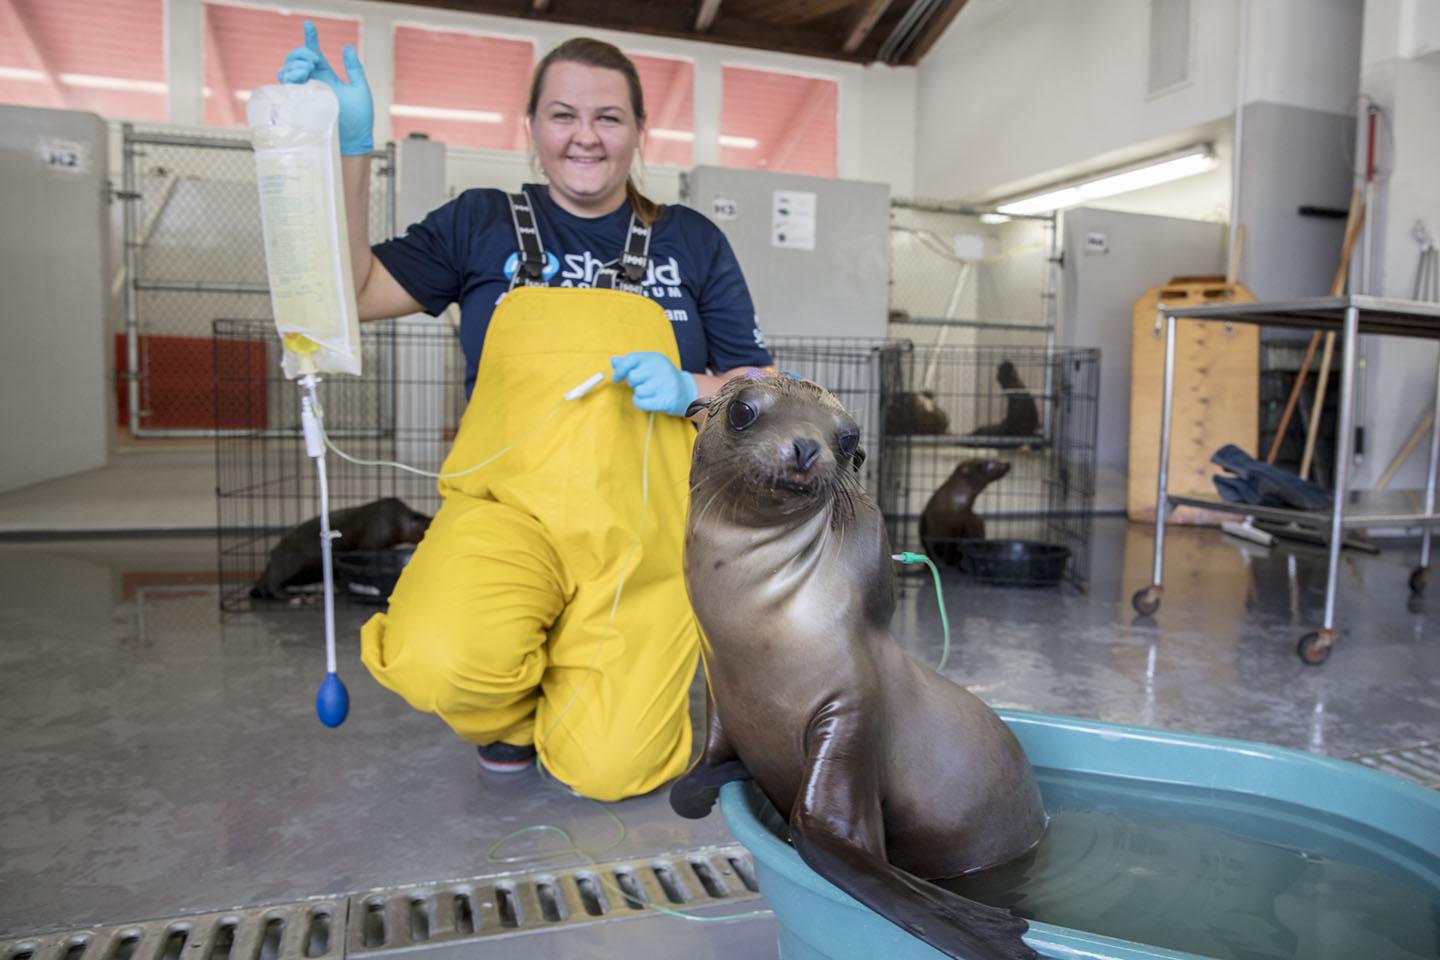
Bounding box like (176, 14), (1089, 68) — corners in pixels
(266, 24), (775, 803)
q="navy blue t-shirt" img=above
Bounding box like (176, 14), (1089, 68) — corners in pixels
(373, 184), (773, 393)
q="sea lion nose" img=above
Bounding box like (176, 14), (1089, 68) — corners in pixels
(793, 438), (821, 471)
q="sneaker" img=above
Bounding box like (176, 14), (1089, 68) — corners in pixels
(477, 741), (537, 773)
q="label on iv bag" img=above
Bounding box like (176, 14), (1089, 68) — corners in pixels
(255, 149), (345, 342)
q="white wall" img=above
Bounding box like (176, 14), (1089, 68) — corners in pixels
(162, 0), (918, 198)
(914, 0), (1245, 203)
(1351, 0), (1440, 490)
(913, 0), (1360, 210)
(1243, 0), (1365, 116)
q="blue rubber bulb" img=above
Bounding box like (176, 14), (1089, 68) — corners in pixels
(316, 672), (349, 727)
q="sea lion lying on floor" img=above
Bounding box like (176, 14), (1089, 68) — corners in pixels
(920, 459), (1011, 566)
(671, 375), (1046, 960)
(250, 497), (431, 600)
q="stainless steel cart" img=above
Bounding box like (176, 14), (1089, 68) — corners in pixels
(1131, 295), (1440, 663)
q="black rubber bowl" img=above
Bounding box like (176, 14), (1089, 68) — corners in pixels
(333, 546), (416, 604)
(956, 539), (1070, 587)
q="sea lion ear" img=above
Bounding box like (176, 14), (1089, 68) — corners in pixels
(851, 445), (867, 472)
(685, 398), (709, 418)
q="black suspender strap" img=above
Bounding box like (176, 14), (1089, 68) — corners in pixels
(506, 189), (652, 294)
(594, 213), (651, 295)
(621, 214), (652, 284)
(507, 190), (548, 288)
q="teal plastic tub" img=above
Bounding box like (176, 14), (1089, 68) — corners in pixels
(719, 711), (1440, 960)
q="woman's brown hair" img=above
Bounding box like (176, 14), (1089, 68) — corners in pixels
(526, 37), (663, 226)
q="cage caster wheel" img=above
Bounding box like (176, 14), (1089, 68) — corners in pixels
(1410, 565), (1428, 596)
(1296, 629), (1335, 666)
(1132, 585), (1163, 617)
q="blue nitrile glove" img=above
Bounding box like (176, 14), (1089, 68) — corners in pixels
(277, 20), (374, 156)
(611, 352), (698, 417)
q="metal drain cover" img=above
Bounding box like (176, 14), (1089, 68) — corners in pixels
(1349, 741), (1440, 789)
(1, 844), (765, 960)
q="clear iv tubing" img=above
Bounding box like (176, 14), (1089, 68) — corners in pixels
(312, 371), (608, 480)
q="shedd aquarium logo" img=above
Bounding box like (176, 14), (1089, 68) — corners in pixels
(504, 251), (561, 282)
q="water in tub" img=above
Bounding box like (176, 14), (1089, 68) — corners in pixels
(940, 769), (1439, 959)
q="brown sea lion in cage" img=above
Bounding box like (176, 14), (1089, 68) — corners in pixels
(970, 360), (1039, 437)
(251, 497), (431, 600)
(920, 459), (1012, 566)
(885, 390), (950, 435)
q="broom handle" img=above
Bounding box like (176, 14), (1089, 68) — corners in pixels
(1266, 333), (1320, 464)
(1297, 193), (1367, 479)
(1376, 413), (1436, 492)
(1299, 333), (1336, 480)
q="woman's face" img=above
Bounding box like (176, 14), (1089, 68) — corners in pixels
(529, 61), (642, 217)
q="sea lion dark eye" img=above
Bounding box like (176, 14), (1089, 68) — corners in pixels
(728, 400), (759, 430)
(837, 430), (860, 456)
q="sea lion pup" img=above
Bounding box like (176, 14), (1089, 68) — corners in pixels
(671, 375), (1046, 960)
(920, 459), (1011, 566)
(970, 360), (1039, 437)
(251, 497), (431, 600)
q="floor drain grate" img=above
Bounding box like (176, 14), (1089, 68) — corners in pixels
(1, 901), (344, 960)
(342, 844), (763, 955)
(0, 845), (763, 959)
(1348, 742), (1440, 789)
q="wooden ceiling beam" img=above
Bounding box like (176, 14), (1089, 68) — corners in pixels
(370, 0), (871, 63)
(694, 0), (722, 33)
(842, 0), (893, 53)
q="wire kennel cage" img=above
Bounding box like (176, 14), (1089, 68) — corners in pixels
(216, 328), (907, 611)
(214, 318), (465, 611)
(878, 343), (1099, 589)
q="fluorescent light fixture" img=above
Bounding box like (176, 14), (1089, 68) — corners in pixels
(1077, 151), (1217, 200)
(720, 135), (758, 150)
(0, 67), (43, 82)
(978, 213), (1011, 225)
(390, 104), (503, 123)
(996, 147), (1216, 216)
(997, 187), (1084, 217)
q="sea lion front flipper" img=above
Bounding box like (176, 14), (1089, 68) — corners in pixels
(670, 685), (751, 819)
(789, 707), (1034, 960)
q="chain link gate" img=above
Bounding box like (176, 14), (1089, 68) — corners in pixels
(118, 125), (396, 437)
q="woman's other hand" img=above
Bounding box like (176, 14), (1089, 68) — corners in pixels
(277, 19), (374, 156)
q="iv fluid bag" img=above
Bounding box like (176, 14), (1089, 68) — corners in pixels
(247, 81), (362, 378)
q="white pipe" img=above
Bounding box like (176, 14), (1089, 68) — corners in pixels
(1227, 0), (1251, 284)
